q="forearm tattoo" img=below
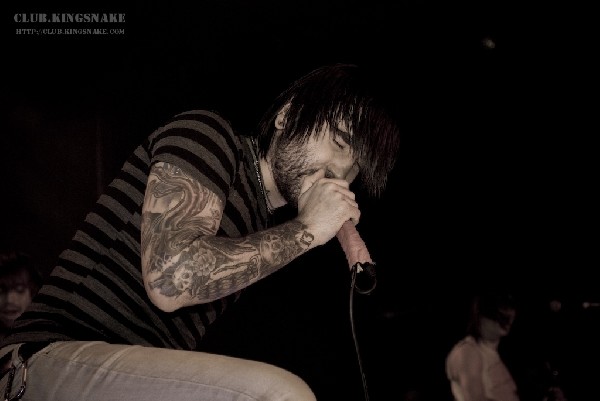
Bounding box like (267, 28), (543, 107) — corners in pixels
(142, 163), (314, 303)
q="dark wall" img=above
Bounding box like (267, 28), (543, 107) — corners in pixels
(2, 1), (597, 400)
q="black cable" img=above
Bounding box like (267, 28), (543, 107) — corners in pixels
(350, 263), (372, 401)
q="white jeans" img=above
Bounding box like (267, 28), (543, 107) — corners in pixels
(0, 341), (316, 401)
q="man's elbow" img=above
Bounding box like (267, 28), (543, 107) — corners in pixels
(144, 283), (214, 312)
(145, 287), (180, 312)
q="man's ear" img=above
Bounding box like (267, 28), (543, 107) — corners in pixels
(275, 103), (291, 130)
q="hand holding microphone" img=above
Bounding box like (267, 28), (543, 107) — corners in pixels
(298, 169), (376, 294)
(297, 170), (361, 246)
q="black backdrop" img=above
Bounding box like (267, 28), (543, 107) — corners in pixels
(2, 1), (597, 400)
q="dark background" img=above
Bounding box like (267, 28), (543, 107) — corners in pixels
(2, 1), (597, 400)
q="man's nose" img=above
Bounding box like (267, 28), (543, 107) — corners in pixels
(325, 161), (355, 180)
(326, 167), (359, 184)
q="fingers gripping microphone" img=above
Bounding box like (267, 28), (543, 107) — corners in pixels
(336, 221), (377, 295)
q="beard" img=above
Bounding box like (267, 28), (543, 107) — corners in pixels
(270, 139), (316, 209)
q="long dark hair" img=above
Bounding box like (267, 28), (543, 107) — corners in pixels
(256, 63), (401, 197)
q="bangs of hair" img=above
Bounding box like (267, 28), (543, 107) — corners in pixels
(0, 271), (29, 288)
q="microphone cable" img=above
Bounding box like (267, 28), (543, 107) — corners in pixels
(349, 262), (377, 401)
(336, 221), (377, 401)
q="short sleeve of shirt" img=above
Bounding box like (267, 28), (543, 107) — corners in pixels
(147, 110), (240, 203)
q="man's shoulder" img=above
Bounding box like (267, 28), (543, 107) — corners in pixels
(449, 336), (480, 357)
(447, 336), (484, 372)
(148, 109), (242, 149)
(172, 110), (235, 132)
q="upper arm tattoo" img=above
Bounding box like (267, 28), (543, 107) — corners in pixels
(141, 162), (222, 271)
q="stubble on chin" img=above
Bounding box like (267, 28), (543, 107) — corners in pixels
(271, 142), (311, 210)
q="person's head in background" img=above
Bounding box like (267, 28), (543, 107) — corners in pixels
(0, 251), (43, 333)
(466, 291), (517, 343)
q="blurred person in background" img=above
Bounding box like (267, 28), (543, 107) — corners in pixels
(446, 291), (567, 401)
(1, 251), (43, 373)
(0, 251), (43, 339)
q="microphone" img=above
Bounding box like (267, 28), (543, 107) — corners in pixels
(336, 220), (377, 294)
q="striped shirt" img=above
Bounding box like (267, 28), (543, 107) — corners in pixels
(1, 110), (270, 350)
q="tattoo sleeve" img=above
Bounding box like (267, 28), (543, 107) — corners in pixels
(141, 162), (314, 310)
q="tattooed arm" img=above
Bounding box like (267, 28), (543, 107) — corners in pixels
(141, 162), (315, 312)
